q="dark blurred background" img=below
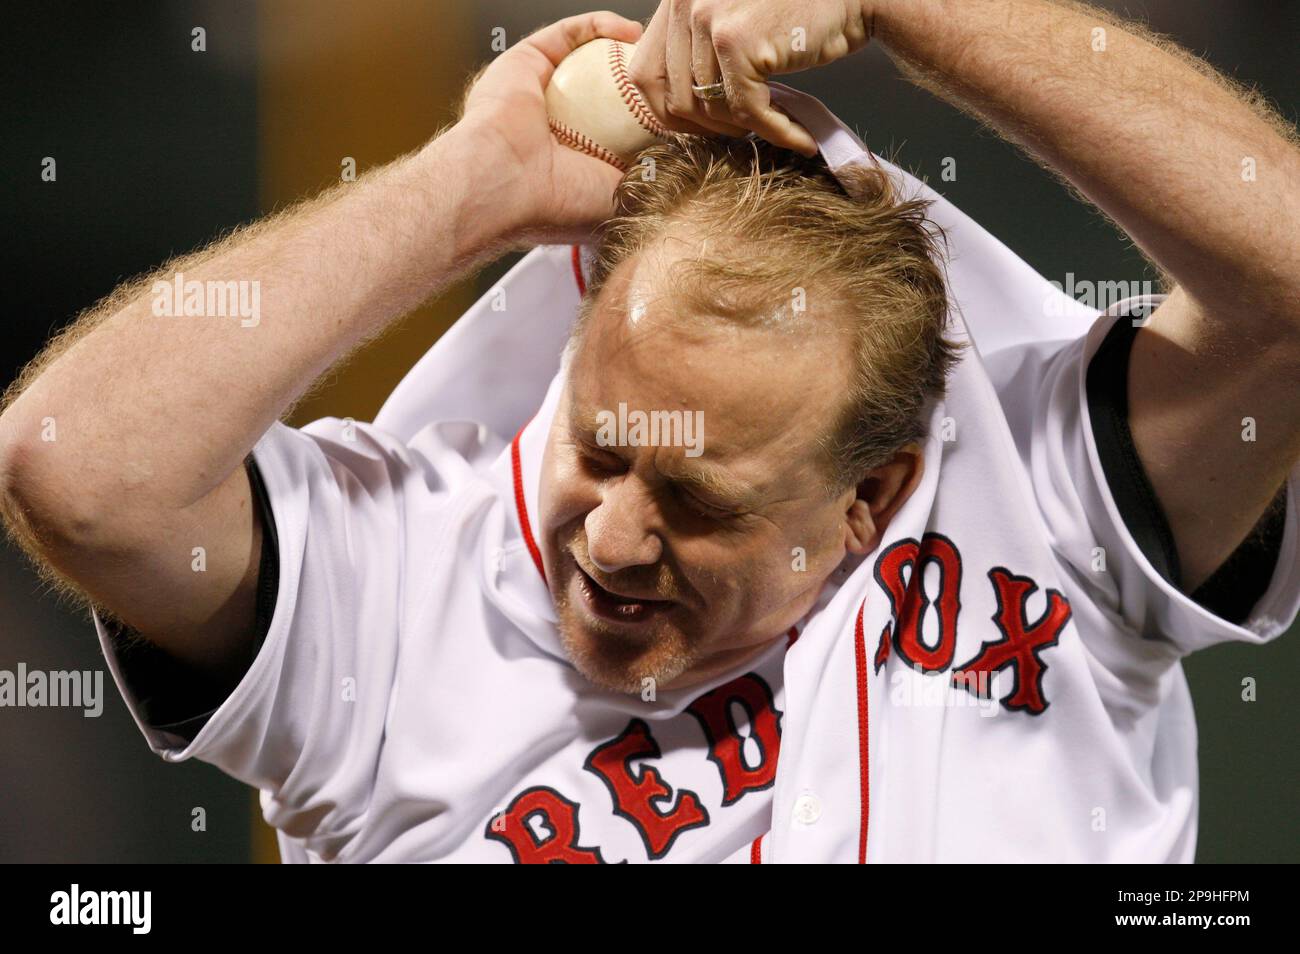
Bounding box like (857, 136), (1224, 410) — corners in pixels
(1, 1), (1296, 862)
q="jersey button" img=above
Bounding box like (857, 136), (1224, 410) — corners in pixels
(792, 792), (822, 826)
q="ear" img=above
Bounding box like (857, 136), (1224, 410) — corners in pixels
(842, 443), (925, 555)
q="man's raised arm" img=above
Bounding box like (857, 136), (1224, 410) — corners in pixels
(633, 0), (1300, 594)
(0, 12), (642, 685)
(868, 0), (1300, 592)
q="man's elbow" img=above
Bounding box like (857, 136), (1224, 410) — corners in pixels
(0, 411), (123, 564)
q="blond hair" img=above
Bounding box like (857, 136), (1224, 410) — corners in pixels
(573, 135), (965, 494)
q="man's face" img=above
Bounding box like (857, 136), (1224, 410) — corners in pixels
(538, 237), (874, 694)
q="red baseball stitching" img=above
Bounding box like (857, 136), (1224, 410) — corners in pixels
(607, 40), (670, 139)
(548, 116), (629, 171)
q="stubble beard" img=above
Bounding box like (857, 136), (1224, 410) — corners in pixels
(552, 575), (697, 694)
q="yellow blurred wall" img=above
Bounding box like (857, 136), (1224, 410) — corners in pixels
(252, 0), (476, 863)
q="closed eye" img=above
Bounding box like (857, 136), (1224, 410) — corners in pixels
(677, 486), (746, 521)
(575, 437), (750, 522)
(577, 443), (625, 475)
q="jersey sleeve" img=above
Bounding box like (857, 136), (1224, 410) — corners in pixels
(92, 416), (487, 855)
(990, 295), (1300, 659)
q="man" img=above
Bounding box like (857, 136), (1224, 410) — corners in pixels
(0, 2), (1296, 862)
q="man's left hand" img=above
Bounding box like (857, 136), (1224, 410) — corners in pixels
(629, 0), (878, 156)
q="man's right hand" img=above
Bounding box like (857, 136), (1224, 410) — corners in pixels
(458, 11), (646, 246)
(0, 20), (603, 686)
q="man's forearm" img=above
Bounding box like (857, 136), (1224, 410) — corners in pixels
(874, 0), (1300, 319)
(1, 121), (518, 529)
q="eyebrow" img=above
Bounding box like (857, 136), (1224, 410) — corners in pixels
(570, 409), (761, 509)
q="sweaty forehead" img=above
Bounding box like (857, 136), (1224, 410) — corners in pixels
(568, 240), (853, 477)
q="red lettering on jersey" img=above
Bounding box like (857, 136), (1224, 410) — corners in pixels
(874, 623), (892, 670)
(952, 566), (1071, 715)
(584, 719), (709, 859)
(872, 533), (963, 674)
(485, 786), (607, 864)
(686, 673), (782, 806)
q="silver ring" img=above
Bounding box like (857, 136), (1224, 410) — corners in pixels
(691, 81), (727, 101)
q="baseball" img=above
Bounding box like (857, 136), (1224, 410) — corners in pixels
(545, 38), (670, 171)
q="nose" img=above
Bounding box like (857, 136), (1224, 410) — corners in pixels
(585, 477), (663, 572)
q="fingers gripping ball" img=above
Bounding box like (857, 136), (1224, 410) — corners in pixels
(545, 38), (670, 172)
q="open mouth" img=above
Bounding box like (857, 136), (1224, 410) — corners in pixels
(573, 562), (670, 624)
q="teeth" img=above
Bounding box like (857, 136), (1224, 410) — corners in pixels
(578, 565), (654, 619)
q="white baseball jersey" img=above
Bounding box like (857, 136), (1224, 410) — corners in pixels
(93, 89), (1299, 863)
